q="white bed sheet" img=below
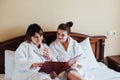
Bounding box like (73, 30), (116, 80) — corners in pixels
(85, 62), (120, 80)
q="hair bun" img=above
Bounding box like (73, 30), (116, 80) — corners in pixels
(66, 21), (73, 27)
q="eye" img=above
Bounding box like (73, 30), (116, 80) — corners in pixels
(39, 34), (43, 37)
(57, 33), (60, 36)
(33, 36), (39, 38)
(61, 34), (65, 37)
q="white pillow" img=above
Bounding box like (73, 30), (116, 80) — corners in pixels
(5, 50), (15, 80)
(79, 37), (99, 71)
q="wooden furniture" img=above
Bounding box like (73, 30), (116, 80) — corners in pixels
(0, 31), (106, 73)
(107, 55), (120, 72)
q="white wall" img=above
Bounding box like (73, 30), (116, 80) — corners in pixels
(0, 0), (120, 57)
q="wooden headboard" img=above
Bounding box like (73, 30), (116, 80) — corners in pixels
(0, 31), (106, 73)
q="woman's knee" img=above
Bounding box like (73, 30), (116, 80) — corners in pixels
(67, 70), (75, 79)
(67, 70), (84, 80)
(67, 70), (76, 76)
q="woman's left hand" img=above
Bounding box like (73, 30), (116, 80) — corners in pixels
(72, 62), (82, 69)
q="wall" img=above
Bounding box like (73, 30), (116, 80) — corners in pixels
(0, 0), (120, 57)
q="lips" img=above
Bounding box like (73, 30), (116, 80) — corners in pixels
(58, 38), (62, 40)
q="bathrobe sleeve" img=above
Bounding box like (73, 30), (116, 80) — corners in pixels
(71, 41), (87, 73)
(49, 44), (58, 59)
(15, 42), (36, 72)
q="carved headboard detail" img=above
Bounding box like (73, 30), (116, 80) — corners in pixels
(0, 31), (106, 73)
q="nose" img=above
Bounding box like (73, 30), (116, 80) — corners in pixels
(58, 35), (62, 38)
(37, 36), (43, 41)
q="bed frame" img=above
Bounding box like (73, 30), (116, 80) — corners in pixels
(0, 31), (106, 73)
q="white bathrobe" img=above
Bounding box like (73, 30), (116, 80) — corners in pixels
(12, 42), (54, 80)
(49, 37), (86, 80)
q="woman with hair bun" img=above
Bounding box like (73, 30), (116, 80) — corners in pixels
(50, 21), (85, 80)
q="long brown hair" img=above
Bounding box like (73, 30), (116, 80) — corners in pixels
(25, 23), (44, 43)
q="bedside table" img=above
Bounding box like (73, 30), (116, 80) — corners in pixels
(107, 55), (120, 72)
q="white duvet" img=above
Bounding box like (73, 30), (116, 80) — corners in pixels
(1, 62), (120, 80)
(85, 62), (120, 80)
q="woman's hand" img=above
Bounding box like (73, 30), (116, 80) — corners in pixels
(71, 62), (82, 69)
(43, 48), (52, 60)
(50, 71), (57, 79)
(30, 62), (43, 69)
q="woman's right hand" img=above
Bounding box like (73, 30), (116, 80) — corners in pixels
(30, 62), (43, 69)
(43, 48), (52, 60)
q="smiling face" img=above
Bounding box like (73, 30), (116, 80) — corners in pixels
(31, 32), (43, 47)
(57, 29), (69, 43)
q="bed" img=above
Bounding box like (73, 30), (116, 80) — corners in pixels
(0, 31), (120, 80)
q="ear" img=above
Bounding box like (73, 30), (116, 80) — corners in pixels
(42, 37), (46, 43)
(68, 34), (70, 37)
